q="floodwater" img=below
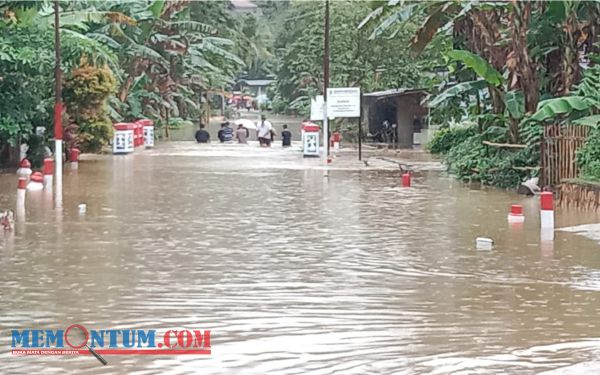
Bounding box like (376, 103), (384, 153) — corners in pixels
(1, 142), (600, 375)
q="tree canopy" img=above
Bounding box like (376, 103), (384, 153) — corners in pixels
(269, 0), (445, 115)
(364, 0), (600, 187)
(0, 0), (249, 161)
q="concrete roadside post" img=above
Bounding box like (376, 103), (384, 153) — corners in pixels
(17, 159), (32, 182)
(540, 192), (554, 230)
(43, 158), (54, 190)
(70, 148), (80, 170)
(402, 173), (411, 187)
(540, 191), (554, 243)
(508, 204), (524, 223)
(17, 177), (26, 208)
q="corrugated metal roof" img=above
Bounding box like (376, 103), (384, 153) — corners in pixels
(239, 79), (275, 86)
(363, 88), (428, 99)
(230, 0), (258, 9)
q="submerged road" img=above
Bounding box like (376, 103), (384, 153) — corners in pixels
(1, 142), (600, 374)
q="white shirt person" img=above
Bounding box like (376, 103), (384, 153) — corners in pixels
(256, 115), (273, 147)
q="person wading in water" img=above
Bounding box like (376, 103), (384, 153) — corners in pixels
(256, 114), (273, 147)
(281, 124), (292, 147)
(236, 124), (249, 144)
(218, 122), (234, 143)
(195, 124), (210, 143)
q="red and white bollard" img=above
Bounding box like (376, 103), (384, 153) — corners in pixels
(540, 191), (554, 229)
(331, 132), (341, 153)
(541, 228), (554, 244)
(70, 148), (80, 170)
(508, 204), (524, 223)
(402, 172), (411, 187)
(27, 172), (44, 191)
(17, 177), (27, 207)
(43, 158), (54, 190)
(16, 158), (32, 181)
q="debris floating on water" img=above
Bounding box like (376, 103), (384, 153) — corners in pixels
(476, 237), (493, 251)
(517, 177), (540, 196)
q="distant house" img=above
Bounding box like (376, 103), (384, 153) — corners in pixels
(238, 79), (274, 100)
(229, 0), (261, 15)
(362, 89), (429, 148)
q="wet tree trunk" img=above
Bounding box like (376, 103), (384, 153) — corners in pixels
(118, 59), (147, 104)
(118, 75), (135, 103)
(490, 86), (505, 115)
(508, 118), (520, 144)
(165, 107), (170, 140)
(509, 2), (538, 114)
(561, 6), (578, 95)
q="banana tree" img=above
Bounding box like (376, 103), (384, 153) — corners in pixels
(529, 63), (600, 124)
(70, 0), (242, 121)
(430, 49), (529, 143)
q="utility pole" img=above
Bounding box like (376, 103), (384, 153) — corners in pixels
(54, 0), (63, 208)
(322, 0), (330, 174)
(358, 93), (362, 161)
(198, 88), (203, 126)
(221, 87), (225, 116)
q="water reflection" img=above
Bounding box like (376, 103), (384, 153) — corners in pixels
(0, 142), (599, 374)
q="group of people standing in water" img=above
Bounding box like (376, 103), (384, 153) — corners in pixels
(195, 114), (292, 147)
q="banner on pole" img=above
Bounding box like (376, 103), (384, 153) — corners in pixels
(310, 95), (325, 121)
(326, 88), (360, 118)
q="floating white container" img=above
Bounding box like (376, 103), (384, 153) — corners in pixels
(476, 237), (493, 251)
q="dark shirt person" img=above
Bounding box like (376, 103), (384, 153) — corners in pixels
(195, 125), (210, 143)
(281, 124), (292, 147)
(219, 122), (234, 143)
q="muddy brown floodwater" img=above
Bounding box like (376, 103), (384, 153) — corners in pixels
(1, 142), (600, 374)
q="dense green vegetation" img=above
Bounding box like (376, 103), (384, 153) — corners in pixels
(577, 127), (600, 181)
(64, 62), (116, 152)
(0, 0), (246, 164)
(263, 0), (445, 116)
(363, 0), (600, 187)
(2, 0), (600, 189)
(428, 123), (541, 188)
(0, 20), (54, 165)
(0, 0), (444, 166)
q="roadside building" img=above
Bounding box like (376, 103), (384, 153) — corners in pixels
(361, 89), (429, 148)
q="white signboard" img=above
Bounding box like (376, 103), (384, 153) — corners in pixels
(310, 95), (324, 121)
(326, 87), (360, 118)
